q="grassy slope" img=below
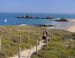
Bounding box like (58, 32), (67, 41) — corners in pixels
(0, 26), (44, 58)
(31, 29), (75, 58)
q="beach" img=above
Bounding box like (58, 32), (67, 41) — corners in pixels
(67, 19), (75, 32)
(48, 19), (75, 32)
(18, 19), (75, 33)
(67, 26), (75, 32)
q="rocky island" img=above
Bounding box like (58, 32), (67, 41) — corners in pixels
(55, 18), (68, 22)
(16, 15), (34, 19)
(16, 15), (53, 19)
(45, 16), (54, 19)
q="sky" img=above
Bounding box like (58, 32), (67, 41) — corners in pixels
(0, 0), (75, 14)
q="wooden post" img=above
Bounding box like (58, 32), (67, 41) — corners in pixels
(28, 32), (29, 41)
(18, 35), (21, 58)
(36, 39), (38, 54)
(46, 37), (48, 48)
(49, 30), (52, 42)
(0, 36), (1, 52)
(18, 46), (21, 58)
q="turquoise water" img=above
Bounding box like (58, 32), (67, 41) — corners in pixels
(0, 13), (75, 26)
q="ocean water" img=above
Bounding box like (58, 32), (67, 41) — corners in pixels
(0, 13), (75, 26)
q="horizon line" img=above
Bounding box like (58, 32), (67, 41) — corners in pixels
(0, 12), (75, 14)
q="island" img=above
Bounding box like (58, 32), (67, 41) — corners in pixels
(45, 16), (54, 19)
(55, 18), (68, 22)
(16, 15), (53, 19)
(16, 15), (34, 19)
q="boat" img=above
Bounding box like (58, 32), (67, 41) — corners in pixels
(4, 19), (7, 22)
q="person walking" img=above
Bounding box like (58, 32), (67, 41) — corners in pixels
(42, 30), (48, 43)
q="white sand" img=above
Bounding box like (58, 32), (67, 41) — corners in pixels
(64, 19), (75, 32)
(69, 19), (75, 22)
(67, 25), (75, 32)
(48, 19), (75, 32)
(10, 40), (45, 58)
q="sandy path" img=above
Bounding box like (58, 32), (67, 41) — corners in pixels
(10, 40), (45, 58)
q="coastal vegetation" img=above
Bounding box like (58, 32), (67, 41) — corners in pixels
(0, 26), (75, 58)
(0, 26), (44, 58)
(31, 29), (75, 58)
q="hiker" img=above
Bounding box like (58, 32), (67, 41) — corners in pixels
(42, 30), (48, 43)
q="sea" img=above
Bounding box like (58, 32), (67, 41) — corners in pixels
(0, 13), (75, 26)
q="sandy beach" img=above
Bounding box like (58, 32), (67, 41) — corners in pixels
(48, 19), (75, 32)
(67, 26), (75, 32)
(67, 19), (75, 32)
(69, 19), (75, 22)
(18, 19), (75, 32)
(63, 19), (75, 32)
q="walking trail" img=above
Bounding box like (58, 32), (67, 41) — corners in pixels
(10, 40), (45, 58)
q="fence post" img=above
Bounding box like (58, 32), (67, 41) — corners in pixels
(18, 35), (21, 58)
(36, 39), (38, 54)
(28, 32), (29, 41)
(46, 37), (48, 48)
(0, 36), (1, 52)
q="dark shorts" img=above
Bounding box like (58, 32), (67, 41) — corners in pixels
(42, 36), (46, 40)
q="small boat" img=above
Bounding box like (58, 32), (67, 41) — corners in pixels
(4, 19), (7, 22)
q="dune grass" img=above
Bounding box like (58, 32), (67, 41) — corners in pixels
(0, 26), (45, 58)
(0, 26), (75, 58)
